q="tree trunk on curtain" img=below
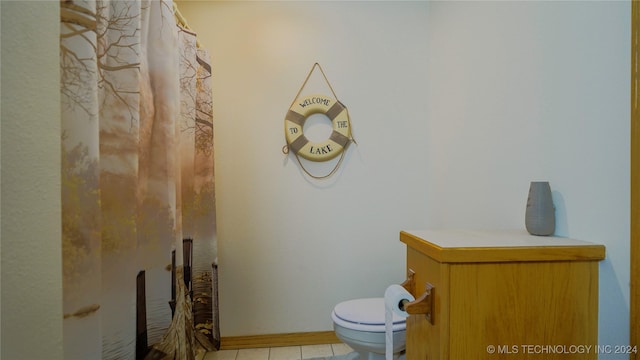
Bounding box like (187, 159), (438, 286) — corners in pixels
(60, 0), (217, 358)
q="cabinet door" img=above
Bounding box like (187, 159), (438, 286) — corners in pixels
(447, 261), (599, 360)
(406, 248), (447, 360)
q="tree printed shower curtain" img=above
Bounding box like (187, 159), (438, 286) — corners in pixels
(60, 1), (218, 358)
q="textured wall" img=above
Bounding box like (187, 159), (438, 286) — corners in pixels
(1, 1), (63, 359)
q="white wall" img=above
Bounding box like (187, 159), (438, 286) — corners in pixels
(424, 2), (630, 353)
(179, 0), (631, 347)
(179, 1), (432, 335)
(1, 1), (63, 359)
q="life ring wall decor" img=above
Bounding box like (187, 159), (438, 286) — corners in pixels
(284, 94), (351, 162)
(282, 63), (356, 179)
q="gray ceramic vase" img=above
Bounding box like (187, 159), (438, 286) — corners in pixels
(525, 181), (555, 236)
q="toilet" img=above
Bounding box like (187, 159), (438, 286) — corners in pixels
(331, 298), (407, 360)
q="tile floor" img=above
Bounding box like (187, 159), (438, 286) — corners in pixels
(202, 343), (353, 360)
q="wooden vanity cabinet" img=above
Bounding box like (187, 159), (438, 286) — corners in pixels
(400, 230), (606, 360)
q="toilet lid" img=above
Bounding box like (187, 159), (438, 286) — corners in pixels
(333, 298), (406, 326)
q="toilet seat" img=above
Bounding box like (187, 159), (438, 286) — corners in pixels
(332, 298), (406, 333)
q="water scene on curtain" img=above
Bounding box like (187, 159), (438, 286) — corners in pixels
(60, 1), (217, 358)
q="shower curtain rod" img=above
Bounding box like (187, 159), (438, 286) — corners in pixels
(173, 2), (201, 48)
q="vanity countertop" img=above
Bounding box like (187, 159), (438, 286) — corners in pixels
(400, 229), (606, 263)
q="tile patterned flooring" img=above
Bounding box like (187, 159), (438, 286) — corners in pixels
(202, 343), (353, 360)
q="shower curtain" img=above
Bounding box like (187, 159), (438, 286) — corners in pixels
(60, 1), (218, 358)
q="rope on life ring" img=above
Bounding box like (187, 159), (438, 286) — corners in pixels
(284, 94), (351, 162)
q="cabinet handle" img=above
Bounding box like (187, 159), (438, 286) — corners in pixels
(405, 282), (435, 325)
